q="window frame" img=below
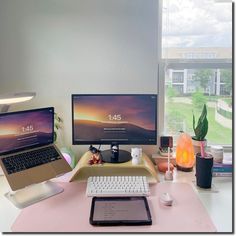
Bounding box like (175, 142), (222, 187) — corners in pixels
(157, 0), (233, 150)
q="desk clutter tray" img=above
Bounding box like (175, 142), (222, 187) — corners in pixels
(11, 182), (216, 233)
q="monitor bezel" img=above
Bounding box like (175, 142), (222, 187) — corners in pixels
(71, 94), (157, 145)
(0, 107), (54, 155)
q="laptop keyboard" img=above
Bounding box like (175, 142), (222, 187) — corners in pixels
(2, 146), (62, 175)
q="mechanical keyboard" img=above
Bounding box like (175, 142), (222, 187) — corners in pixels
(2, 146), (61, 175)
(86, 176), (150, 197)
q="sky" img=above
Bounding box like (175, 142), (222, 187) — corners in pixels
(162, 0), (232, 48)
(73, 95), (156, 130)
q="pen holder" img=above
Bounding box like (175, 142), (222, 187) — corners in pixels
(196, 153), (213, 189)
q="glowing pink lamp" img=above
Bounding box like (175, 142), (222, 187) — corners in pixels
(60, 147), (75, 168)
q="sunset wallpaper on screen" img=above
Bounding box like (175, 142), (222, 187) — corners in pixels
(73, 95), (157, 143)
(0, 110), (53, 153)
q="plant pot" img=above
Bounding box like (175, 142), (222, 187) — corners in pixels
(196, 153), (213, 189)
(192, 139), (207, 155)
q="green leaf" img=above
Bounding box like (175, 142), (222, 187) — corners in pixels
(200, 119), (208, 140)
(53, 131), (57, 142)
(193, 113), (196, 130)
(193, 104), (208, 140)
(197, 104), (207, 125)
(58, 117), (63, 122)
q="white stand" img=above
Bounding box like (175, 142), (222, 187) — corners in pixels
(0, 166), (4, 176)
(164, 147), (173, 181)
(5, 181), (64, 209)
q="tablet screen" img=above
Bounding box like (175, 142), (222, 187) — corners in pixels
(90, 197), (152, 226)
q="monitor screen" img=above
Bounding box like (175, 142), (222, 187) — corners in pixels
(72, 94), (157, 145)
(0, 107), (54, 154)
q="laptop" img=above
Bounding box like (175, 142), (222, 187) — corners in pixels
(0, 107), (72, 191)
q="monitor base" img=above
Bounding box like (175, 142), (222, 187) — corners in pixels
(101, 149), (132, 163)
(5, 181), (64, 209)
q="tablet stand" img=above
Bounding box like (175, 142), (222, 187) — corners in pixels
(5, 181), (63, 209)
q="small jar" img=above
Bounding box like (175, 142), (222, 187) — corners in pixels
(210, 145), (223, 163)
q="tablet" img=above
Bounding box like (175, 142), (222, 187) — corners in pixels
(89, 197), (152, 226)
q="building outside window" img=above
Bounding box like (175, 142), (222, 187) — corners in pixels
(172, 71), (184, 83)
(160, 0), (232, 146)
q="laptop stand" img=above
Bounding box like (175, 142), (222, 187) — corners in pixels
(5, 181), (64, 209)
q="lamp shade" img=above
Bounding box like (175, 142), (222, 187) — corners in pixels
(0, 92), (36, 112)
(176, 132), (195, 172)
(0, 92), (36, 104)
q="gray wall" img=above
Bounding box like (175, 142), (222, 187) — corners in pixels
(0, 0), (159, 158)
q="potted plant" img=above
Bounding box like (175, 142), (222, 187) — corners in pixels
(192, 104), (208, 155)
(54, 113), (63, 144)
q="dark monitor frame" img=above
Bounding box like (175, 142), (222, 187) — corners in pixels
(71, 94), (157, 146)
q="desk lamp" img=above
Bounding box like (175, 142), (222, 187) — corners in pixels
(0, 92), (36, 175)
(60, 147), (76, 168)
(0, 92), (36, 112)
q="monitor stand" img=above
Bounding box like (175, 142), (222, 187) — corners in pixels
(101, 144), (132, 163)
(5, 181), (64, 209)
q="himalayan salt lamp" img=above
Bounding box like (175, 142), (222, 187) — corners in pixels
(176, 132), (195, 172)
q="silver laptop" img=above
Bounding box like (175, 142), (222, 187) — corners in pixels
(0, 107), (72, 191)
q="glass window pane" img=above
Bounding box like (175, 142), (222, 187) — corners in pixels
(164, 68), (232, 145)
(161, 0), (232, 146)
(162, 0), (232, 59)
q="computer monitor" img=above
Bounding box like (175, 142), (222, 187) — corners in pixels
(72, 94), (157, 163)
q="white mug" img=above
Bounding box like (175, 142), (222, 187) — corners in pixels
(131, 148), (142, 165)
(210, 145), (224, 163)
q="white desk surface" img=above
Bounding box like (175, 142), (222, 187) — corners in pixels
(0, 169), (233, 233)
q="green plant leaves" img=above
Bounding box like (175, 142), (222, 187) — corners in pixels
(54, 112), (63, 142)
(192, 104), (208, 141)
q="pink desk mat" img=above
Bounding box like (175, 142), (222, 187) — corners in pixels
(11, 182), (216, 233)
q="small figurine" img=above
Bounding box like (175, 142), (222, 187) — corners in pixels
(88, 152), (102, 165)
(131, 147), (142, 165)
(88, 145), (103, 165)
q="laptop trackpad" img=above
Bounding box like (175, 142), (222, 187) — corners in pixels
(27, 165), (56, 184)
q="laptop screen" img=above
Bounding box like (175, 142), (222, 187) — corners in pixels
(0, 107), (54, 155)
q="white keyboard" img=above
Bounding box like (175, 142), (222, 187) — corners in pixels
(86, 176), (150, 197)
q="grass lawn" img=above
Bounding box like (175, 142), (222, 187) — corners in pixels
(222, 98), (232, 106)
(166, 102), (232, 145)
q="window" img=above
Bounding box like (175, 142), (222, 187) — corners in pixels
(172, 72), (184, 83)
(160, 0), (232, 146)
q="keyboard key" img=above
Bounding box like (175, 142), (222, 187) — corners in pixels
(2, 146), (61, 175)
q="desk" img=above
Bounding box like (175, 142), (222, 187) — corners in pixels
(0, 168), (233, 232)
